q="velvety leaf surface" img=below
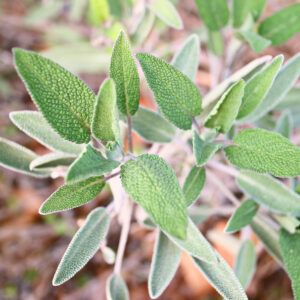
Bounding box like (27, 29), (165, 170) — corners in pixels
(106, 274), (129, 300)
(30, 152), (76, 170)
(232, 0), (250, 27)
(239, 30), (271, 54)
(275, 111), (293, 139)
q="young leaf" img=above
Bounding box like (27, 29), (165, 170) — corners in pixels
(110, 30), (140, 116)
(120, 154), (188, 239)
(234, 240), (256, 289)
(205, 80), (244, 133)
(30, 152), (76, 170)
(249, 0), (266, 21)
(39, 176), (105, 214)
(237, 55), (283, 119)
(106, 274), (129, 300)
(149, 231), (182, 299)
(275, 110), (293, 139)
(136, 53), (202, 130)
(183, 166), (206, 207)
(0, 137), (50, 178)
(10, 111), (84, 155)
(232, 0), (250, 28)
(193, 131), (221, 167)
(238, 30), (271, 54)
(53, 207), (110, 285)
(13, 49), (95, 144)
(274, 215), (300, 234)
(225, 200), (258, 233)
(258, 3), (300, 46)
(207, 29), (224, 56)
(194, 0), (229, 31)
(236, 171), (300, 216)
(225, 129), (300, 177)
(150, 0), (183, 29)
(66, 144), (120, 184)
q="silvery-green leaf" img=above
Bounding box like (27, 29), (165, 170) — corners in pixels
(275, 111), (293, 139)
(207, 29), (224, 56)
(106, 274), (129, 300)
(53, 207), (110, 285)
(105, 141), (124, 161)
(232, 0), (250, 28)
(249, 0), (266, 21)
(254, 114), (276, 131)
(30, 152), (76, 170)
(101, 246), (116, 264)
(188, 205), (212, 225)
(239, 30), (271, 54)
(274, 215), (300, 234)
(275, 87), (300, 110)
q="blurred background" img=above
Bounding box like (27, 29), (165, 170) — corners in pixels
(0, 0), (300, 299)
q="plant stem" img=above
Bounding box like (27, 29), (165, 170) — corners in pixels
(207, 160), (239, 177)
(192, 117), (201, 133)
(101, 171), (121, 182)
(127, 114), (133, 153)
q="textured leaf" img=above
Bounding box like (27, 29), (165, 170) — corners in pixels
(14, 49), (95, 144)
(232, 0), (250, 27)
(39, 176), (105, 214)
(151, 0), (182, 29)
(207, 29), (224, 56)
(258, 4), (300, 46)
(274, 215), (300, 234)
(237, 56), (283, 119)
(148, 231), (182, 298)
(30, 152), (76, 170)
(193, 131), (221, 167)
(0, 137), (50, 177)
(239, 30), (271, 54)
(183, 166), (206, 207)
(205, 80), (244, 133)
(194, 0), (229, 30)
(234, 240), (256, 289)
(66, 144), (119, 184)
(106, 274), (129, 300)
(225, 200), (258, 233)
(249, 0), (266, 21)
(136, 53), (202, 130)
(275, 111), (293, 139)
(225, 129), (300, 177)
(120, 154), (188, 239)
(53, 207), (110, 285)
(236, 171), (300, 216)
(92, 78), (121, 145)
(110, 31), (140, 116)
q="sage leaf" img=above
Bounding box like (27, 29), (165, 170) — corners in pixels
(101, 246), (116, 265)
(205, 80), (244, 133)
(234, 240), (256, 289)
(232, 0), (250, 28)
(53, 207), (110, 285)
(110, 30), (140, 116)
(88, 0), (109, 25)
(188, 205), (212, 225)
(279, 229), (300, 300)
(207, 29), (224, 56)
(194, 0), (229, 31)
(225, 129), (300, 177)
(92, 78), (122, 145)
(136, 53), (202, 130)
(149, 231), (182, 298)
(14, 49), (95, 144)
(0, 137), (50, 178)
(39, 176), (105, 214)
(274, 215), (300, 234)
(237, 56), (283, 119)
(30, 152), (76, 170)
(10, 111), (84, 155)
(275, 110), (293, 139)
(225, 200), (258, 233)
(183, 166), (206, 207)
(239, 30), (271, 54)
(249, 0), (266, 21)
(193, 131), (221, 167)
(275, 86), (300, 110)
(106, 274), (129, 300)
(236, 171), (300, 216)
(66, 144), (119, 184)
(120, 154), (188, 239)
(258, 3), (300, 46)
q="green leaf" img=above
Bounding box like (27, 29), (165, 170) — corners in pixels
(88, 0), (109, 25)
(171, 34), (200, 81)
(234, 240), (256, 289)
(120, 154), (188, 239)
(193, 131), (221, 167)
(188, 205), (212, 225)
(225, 200), (258, 233)
(92, 78), (122, 145)
(258, 3), (300, 46)
(10, 111), (84, 155)
(207, 30), (224, 56)
(238, 30), (271, 54)
(30, 152), (76, 170)
(225, 129), (300, 177)
(205, 80), (244, 133)
(275, 87), (300, 110)
(39, 176), (105, 214)
(274, 215), (300, 234)
(13, 49), (95, 144)
(275, 111), (293, 139)
(150, 0), (183, 29)
(183, 166), (206, 207)
(136, 53), (202, 130)
(106, 274), (129, 300)
(249, 0), (266, 21)
(53, 207), (110, 285)
(194, 0), (229, 31)
(149, 231), (182, 298)
(0, 137), (50, 178)
(232, 0), (250, 27)
(279, 229), (300, 300)
(110, 31), (140, 116)
(236, 171), (300, 216)
(237, 56), (283, 119)
(66, 144), (119, 184)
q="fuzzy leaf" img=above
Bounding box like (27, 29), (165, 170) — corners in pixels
(188, 205), (212, 225)
(120, 154), (188, 239)
(39, 176), (105, 214)
(30, 152), (76, 170)
(66, 144), (119, 184)
(232, 0), (250, 27)
(225, 129), (300, 177)
(136, 53), (202, 130)
(275, 111), (293, 139)
(207, 30), (224, 56)
(239, 30), (271, 54)
(249, 0), (266, 21)
(110, 31), (140, 116)
(106, 274), (129, 300)
(14, 49), (95, 144)
(225, 200), (258, 233)
(53, 207), (110, 285)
